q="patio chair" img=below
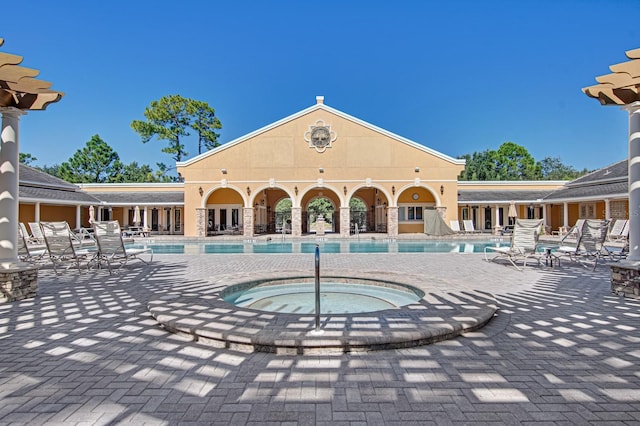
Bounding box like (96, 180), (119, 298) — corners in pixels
(28, 222), (46, 245)
(92, 220), (153, 274)
(19, 222), (40, 245)
(449, 220), (461, 233)
(463, 220), (480, 233)
(607, 219), (629, 242)
(17, 224), (47, 263)
(556, 219), (609, 270)
(40, 221), (95, 274)
(484, 218), (543, 271)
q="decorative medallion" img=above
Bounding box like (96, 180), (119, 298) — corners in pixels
(304, 120), (337, 153)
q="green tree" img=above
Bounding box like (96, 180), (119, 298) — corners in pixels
(109, 161), (158, 183)
(188, 99), (222, 154)
(131, 94), (191, 162)
(58, 134), (121, 183)
(308, 198), (334, 223)
(459, 142), (542, 181)
(131, 95), (223, 162)
(38, 164), (62, 178)
(275, 198), (292, 212)
(458, 150), (499, 181)
(540, 157), (588, 180)
(19, 153), (37, 165)
(155, 162), (182, 182)
(494, 142), (541, 180)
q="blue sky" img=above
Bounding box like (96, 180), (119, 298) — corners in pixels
(3, 1), (639, 174)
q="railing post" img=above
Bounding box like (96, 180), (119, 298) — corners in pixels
(315, 244), (320, 331)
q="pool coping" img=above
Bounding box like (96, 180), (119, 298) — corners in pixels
(148, 270), (498, 354)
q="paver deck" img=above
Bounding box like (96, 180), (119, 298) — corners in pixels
(0, 249), (639, 424)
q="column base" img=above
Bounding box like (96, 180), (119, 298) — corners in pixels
(610, 262), (640, 298)
(0, 262), (39, 303)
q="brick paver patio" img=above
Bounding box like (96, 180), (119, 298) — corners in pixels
(0, 251), (639, 424)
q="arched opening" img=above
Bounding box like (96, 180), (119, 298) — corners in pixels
(204, 188), (243, 235)
(397, 187), (436, 234)
(349, 197), (367, 233)
(274, 198), (292, 234)
(351, 187), (389, 233)
(301, 189), (339, 234)
(252, 188), (290, 234)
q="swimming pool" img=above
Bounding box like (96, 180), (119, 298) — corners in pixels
(129, 239), (508, 254)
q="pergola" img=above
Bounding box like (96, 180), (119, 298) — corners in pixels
(0, 38), (63, 268)
(583, 48), (640, 263)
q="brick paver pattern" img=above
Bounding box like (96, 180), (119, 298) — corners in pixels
(0, 251), (639, 425)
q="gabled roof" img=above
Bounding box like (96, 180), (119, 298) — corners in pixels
(19, 164), (102, 204)
(20, 164), (79, 190)
(543, 159), (627, 201)
(564, 159), (626, 186)
(177, 98), (465, 167)
(543, 181), (627, 201)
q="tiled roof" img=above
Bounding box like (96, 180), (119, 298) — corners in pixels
(89, 192), (184, 205)
(19, 184), (101, 203)
(458, 190), (553, 203)
(20, 164), (79, 190)
(19, 164), (101, 203)
(566, 159), (627, 186)
(543, 181), (627, 200)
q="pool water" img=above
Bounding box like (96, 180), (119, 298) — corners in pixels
(223, 281), (423, 314)
(129, 239), (507, 254)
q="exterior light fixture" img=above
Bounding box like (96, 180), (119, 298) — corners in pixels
(198, 186), (203, 196)
(319, 167), (324, 173)
(440, 185), (444, 195)
(294, 186), (298, 195)
(221, 168), (227, 174)
(392, 186), (395, 195)
(415, 167), (420, 173)
(343, 186), (347, 195)
(246, 186), (251, 196)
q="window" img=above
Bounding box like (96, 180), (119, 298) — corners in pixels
(610, 200), (627, 219)
(399, 205), (427, 222)
(579, 203), (596, 219)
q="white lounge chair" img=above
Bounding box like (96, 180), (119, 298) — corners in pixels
(28, 222), (46, 245)
(463, 220), (480, 233)
(18, 224), (47, 263)
(484, 219), (543, 271)
(607, 219), (628, 242)
(40, 221), (95, 274)
(449, 220), (461, 233)
(557, 219), (609, 270)
(93, 220), (153, 274)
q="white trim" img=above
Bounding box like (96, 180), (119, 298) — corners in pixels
(19, 198), (90, 206)
(458, 180), (568, 187)
(77, 183), (184, 189)
(177, 102), (466, 167)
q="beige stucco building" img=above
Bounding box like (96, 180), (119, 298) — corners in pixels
(16, 97), (626, 239)
(177, 96), (466, 238)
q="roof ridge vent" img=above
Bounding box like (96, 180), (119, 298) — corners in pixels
(316, 96), (324, 105)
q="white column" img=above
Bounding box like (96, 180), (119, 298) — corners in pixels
(0, 108), (25, 264)
(143, 207), (149, 229)
(542, 204), (548, 227)
(563, 202), (569, 228)
(35, 202), (41, 222)
(625, 102), (640, 262)
(604, 199), (611, 220)
(75, 205), (81, 229)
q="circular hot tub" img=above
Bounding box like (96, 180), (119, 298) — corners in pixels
(222, 278), (424, 314)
